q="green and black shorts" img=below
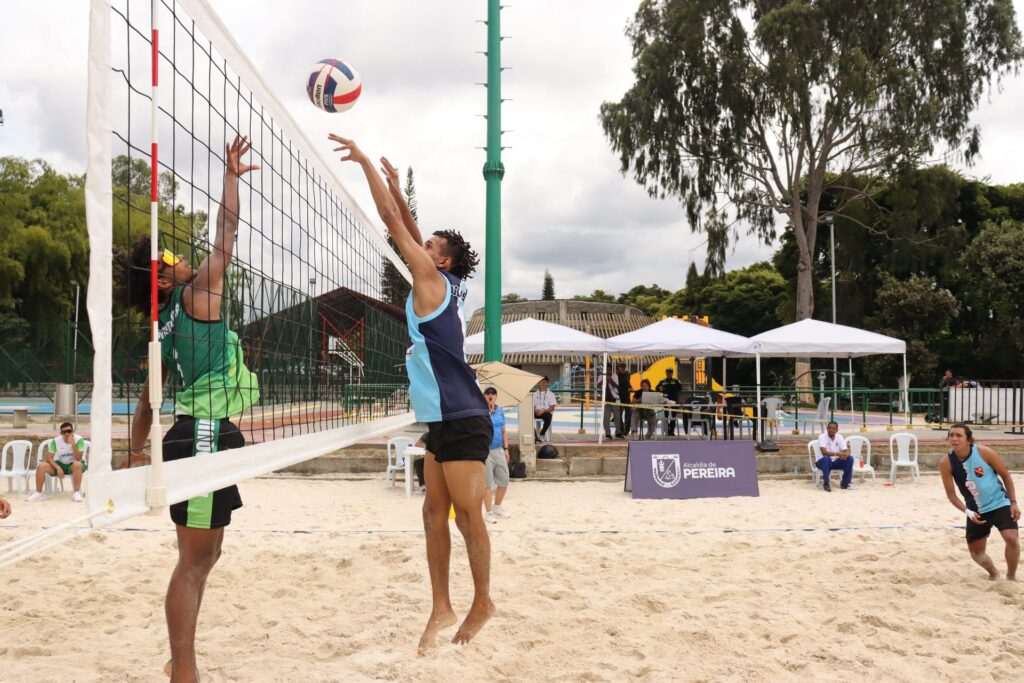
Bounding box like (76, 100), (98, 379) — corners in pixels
(164, 415), (244, 529)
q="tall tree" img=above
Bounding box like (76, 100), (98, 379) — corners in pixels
(572, 289), (617, 303)
(959, 219), (1024, 377)
(381, 167), (415, 308)
(862, 273), (959, 385)
(541, 269), (555, 300)
(618, 283), (671, 317)
(601, 0), (1021, 326)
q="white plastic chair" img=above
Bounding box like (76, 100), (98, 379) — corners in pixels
(1, 440), (33, 493)
(888, 432), (920, 483)
(798, 397), (831, 434)
(686, 399), (714, 439)
(386, 436), (414, 487)
(761, 397), (785, 440)
(35, 439), (54, 494)
(807, 440), (824, 488)
(847, 435), (875, 483)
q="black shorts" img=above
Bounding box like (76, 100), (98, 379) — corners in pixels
(966, 505), (1019, 542)
(164, 416), (244, 529)
(426, 415), (492, 464)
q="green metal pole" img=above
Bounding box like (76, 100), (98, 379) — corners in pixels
(482, 0), (505, 361)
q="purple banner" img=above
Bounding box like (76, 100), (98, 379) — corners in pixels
(625, 440), (759, 499)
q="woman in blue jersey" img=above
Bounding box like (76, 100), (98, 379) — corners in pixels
(330, 134), (495, 654)
(939, 423), (1020, 580)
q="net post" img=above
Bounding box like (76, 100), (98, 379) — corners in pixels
(146, 0), (166, 509)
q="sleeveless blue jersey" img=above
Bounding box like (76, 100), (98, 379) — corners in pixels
(948, 445), (1011, 514)
(405, 271), (489, 423)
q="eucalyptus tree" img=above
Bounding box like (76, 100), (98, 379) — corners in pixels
(601, 0), (1021, 324)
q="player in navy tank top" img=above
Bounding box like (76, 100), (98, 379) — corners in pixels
(939, 423), (1020, 581)
(332, 134), (496, 652)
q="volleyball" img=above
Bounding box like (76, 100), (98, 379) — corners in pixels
(306, 59), (362, 113)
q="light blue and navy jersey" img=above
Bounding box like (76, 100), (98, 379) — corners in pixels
(949, 445), (1011, 514)
(489, 406), (506, 449)
(405, 271), (489, 423)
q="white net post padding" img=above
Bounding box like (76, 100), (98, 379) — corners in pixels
(85, 0), (113, 477)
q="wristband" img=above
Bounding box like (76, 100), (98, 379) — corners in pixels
(966, 509), (980, 522)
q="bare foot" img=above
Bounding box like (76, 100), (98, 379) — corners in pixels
(1007, 574), (1017, 582)
(165, 660), (199, 683)
(988, 570), (1000, 581)
(417, 609), (459, 655)
(452, 598), (496, 646)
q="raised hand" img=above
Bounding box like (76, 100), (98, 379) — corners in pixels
(226, 135), (259, 176)
(329, 134), (369, 165)
(381, 156), (401, 195)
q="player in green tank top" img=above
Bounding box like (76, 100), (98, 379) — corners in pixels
(116, 134), (258, 683)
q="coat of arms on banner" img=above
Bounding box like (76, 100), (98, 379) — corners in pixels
(652, 454), (681, 488)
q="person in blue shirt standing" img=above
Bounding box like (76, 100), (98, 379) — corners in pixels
(482, 387), (511, 524)
(939, 422), (1020, 580)
(332, 134), (494, 653)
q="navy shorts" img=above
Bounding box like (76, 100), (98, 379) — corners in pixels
(426, 415), (493, 464)
(966, 505), (1019, 543)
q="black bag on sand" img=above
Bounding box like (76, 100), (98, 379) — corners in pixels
(510, 461), (527, 479)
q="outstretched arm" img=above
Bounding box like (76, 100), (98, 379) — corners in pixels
(330, 135), (444, 313)
(380, 156), (424, 246)
(188, 135), (259, 320)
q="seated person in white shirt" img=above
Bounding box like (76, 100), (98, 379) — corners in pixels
(27, 422), (87, 502)
(816, 421), (852, 492)
(532, 376), (557, 442)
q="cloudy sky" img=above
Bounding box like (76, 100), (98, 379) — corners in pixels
(3, 1), (1024, 313)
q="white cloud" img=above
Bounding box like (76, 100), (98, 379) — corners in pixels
(3, 0), (1023, 317)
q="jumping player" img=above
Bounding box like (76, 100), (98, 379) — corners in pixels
(330, 134), (495, 653)
(116, 135), (260, 682)
(939, 423), (1020, 581)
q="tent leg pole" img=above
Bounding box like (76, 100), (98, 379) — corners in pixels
(847, 358), (856, 432)
(755, 352), (762, 442)
(599, 353), (608, 445)
(903, 353), (910, 426)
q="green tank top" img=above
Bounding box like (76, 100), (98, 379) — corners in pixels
(158, 286), (260, 419)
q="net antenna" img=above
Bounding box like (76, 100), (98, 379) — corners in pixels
(1, 0), (414, 566)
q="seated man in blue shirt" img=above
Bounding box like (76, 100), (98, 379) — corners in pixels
(816, 421), (853, 492)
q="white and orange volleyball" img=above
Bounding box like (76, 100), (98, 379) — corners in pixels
(306, 59), (362, 113)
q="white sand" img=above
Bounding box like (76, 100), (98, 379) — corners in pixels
(2, 475), (1023, 682)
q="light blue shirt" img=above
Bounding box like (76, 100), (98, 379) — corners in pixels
(488, 406), (505, 449)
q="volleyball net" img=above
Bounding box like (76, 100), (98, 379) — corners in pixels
(46, 0), (412, 538)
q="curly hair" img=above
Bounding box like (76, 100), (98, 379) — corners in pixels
(433, 229), (479, 281)
(113, 236), (156, 314)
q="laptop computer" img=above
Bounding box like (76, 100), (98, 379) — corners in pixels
(640, 391), (668, 406)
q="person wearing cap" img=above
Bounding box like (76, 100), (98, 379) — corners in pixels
(482, 387), (511, 523)
(532, 376), (558, 443)
(655, 368), (684, 436)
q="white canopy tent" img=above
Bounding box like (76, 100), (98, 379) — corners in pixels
(463, 317), (607, 355)
(600, 318), (753, 443)
(464, 317), (608, 444)
(747, 319), (909, 429)
(604, 317), (753, 356)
